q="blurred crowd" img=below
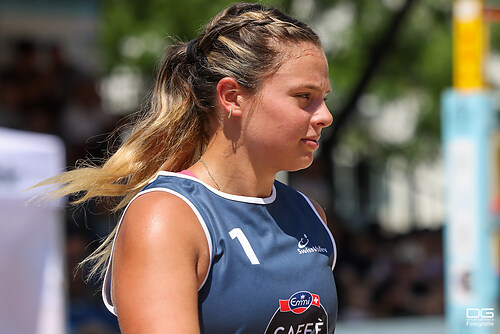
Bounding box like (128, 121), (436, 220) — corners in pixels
(1, 39), (443, 333)
(0, 39), (116, 165)
(290, 164), (444, 321)
(0, 39), (120, 333)
(332, 225), (444, 320)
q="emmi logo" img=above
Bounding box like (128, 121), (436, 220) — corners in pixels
(466, 308), (495, 328)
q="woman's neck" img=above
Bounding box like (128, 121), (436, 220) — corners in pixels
(188, 145), (276, 198)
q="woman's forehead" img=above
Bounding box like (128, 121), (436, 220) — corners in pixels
(268, 45), (330, 89)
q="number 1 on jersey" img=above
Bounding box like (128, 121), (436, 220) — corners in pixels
(229, 228), (260, 265)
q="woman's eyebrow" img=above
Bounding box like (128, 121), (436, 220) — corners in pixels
(292, 83), (332, 94)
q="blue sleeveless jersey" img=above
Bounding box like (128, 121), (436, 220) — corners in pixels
(103, 172), (338, 333)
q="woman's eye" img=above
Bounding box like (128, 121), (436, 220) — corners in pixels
(296, 93), (310, 99)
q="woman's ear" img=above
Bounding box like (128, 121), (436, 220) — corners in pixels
(216, 77), (245, 118)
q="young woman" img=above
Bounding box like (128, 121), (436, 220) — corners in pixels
(40, 3), (337, 333)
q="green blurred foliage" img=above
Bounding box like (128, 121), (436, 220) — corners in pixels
(323, 0), (452, 163)
(99, 0), (497, 164)
(99, 0), (291, 76)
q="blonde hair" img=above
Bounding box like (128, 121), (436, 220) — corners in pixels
(37, 2), (321, 280)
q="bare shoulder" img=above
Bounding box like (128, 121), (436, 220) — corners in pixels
(114, 191), (208, 263)
(114, 190), (210, 280)
(112, 191), (208, 333)
(118, 191), (203, 245)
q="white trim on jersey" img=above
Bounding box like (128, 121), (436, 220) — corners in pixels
(152, 171), (277, 204)
(102, 187), (214, 316)
(297, 191), (337, 271)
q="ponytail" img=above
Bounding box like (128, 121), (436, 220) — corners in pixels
(36, 41), (209, 279)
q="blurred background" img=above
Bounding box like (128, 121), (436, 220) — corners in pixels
(0, 0), (499, 333)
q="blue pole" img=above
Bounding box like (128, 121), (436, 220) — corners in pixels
(441, 89), (498, 333)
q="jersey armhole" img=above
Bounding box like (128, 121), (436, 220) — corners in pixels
(101, 188), (214, 316)
(297, 192), (337, 270)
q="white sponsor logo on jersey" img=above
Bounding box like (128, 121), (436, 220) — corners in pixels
(297, 234), (327, 255)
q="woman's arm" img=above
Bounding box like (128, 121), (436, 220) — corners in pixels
(111, 191), (210, 333)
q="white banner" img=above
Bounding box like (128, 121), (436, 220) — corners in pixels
(0, 127), (65, 334)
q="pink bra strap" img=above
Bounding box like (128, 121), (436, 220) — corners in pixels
(178, 170), (197, 178)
